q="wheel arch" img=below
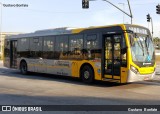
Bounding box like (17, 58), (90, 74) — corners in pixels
(19, 59), (27, 69)
(80, 63), (95, 79)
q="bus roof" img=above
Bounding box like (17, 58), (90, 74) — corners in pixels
(6, 24), (148, 39)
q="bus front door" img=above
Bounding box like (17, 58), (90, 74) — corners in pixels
(10, 40), (18, 68)
(104, 34), (127, 82)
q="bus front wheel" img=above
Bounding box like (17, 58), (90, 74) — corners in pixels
(81, 65), (94, 83)
(20, 61), (28, 75)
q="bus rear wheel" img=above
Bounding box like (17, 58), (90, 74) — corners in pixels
(81, 65), (94, 83)
(20, 61), (28, 75)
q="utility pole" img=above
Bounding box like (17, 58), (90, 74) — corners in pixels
(146, 13), (153, 37)
(127, 0), (133, 24)
(150, 16), (153, 38)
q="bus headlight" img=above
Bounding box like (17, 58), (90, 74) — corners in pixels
(130, 65), (138, 74)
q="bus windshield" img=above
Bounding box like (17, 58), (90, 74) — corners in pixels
(129, 33), (155, 67)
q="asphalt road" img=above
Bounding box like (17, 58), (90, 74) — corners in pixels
(0, 61), (160, 113)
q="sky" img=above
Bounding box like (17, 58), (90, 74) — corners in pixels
(0, 0), (160, 37)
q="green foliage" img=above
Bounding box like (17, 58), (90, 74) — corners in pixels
(153, 37), (160, 49)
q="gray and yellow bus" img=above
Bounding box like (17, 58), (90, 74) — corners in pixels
(3, 24), (156, 83)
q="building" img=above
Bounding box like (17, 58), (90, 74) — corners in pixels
(0, 32), (21, 59)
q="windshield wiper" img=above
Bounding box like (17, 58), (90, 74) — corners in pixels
(135, 35), (145, 56)
(139, 39), (145, 56)
(145, 36), (150, 55)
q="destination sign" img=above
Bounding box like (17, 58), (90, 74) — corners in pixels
(128, 27), (148, 35)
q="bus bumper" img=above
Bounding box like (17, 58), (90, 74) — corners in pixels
(127, 70), (155, 82)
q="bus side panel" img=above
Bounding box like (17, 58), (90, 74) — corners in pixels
(25, 59), (102, 81)
(71, 60), (79, 77)
(27, 59), (72, 76)
(120, 67), (128, 83)
(93, 62), (102, 80)
(46, 60), (72, 76)
(4, 57), (10, 68)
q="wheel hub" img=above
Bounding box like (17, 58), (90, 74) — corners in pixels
(22, 64), (26, 72)
(84, 71), (90, 79)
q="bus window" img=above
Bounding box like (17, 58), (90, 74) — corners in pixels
(4, 40), (10, 58)
(68, 35), (83, 59)
(84, 34), (101, 60)
(30, 37), (43, 58)
(55, 36), (68, 60)
(10, 40), (18, 68)
(114, 35), (121, 60)
(43, 36), (54, 59)
(18, 38), (30, 58)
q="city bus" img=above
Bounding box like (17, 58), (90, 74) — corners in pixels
(3, 24), (156, 83)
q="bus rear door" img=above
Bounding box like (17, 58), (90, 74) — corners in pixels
(10, 40), (18, 68)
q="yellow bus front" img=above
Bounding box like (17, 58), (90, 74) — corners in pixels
(125, 25), (156, 82)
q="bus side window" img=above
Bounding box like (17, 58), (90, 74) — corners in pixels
(18, 38), (30, 58)
(55, 36), (68, 60)
(4, 40), (10, 58)
(30, 37), (43, 58)
(84, 34), (101, 60)
(68, 35), (83, 59)
(43, 36), (54, 59)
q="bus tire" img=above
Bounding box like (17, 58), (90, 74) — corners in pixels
(81, 65), (94, 83)
(20, 61), (28, 75)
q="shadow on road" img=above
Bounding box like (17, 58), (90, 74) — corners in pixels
(0, 67), (121, 87)
(1, 66), (160, 88)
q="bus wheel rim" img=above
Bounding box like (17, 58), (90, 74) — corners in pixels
(22, 64), (26, 72)
(84, 71), (90, 79)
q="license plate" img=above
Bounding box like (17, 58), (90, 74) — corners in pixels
(144, 77), (149, 80)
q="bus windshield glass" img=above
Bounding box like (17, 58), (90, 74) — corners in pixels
(129, 33), (155, 67)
